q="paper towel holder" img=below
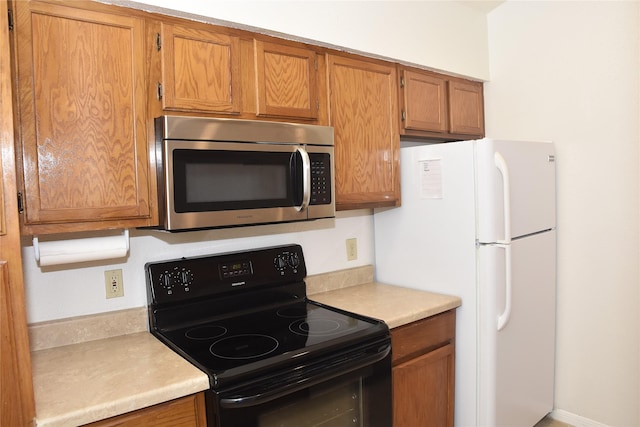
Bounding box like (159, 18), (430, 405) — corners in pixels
(33, 229), (130, 264)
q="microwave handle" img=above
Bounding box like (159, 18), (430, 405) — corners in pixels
(295, 146), (311, 212)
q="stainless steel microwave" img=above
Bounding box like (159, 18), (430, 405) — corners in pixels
(153, 116), (335, 231)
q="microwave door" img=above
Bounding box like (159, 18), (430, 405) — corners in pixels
(163, 140), (309, 230)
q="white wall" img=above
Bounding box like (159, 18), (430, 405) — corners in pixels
(22, 211), (375, 323)
(485, 1), (639, 426)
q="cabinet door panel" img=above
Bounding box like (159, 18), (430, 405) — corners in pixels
(393, 343), (455, 427)
(161, 23), (240, 113)
(255, 41), (318, 120)
(15, 2), (150, 228)
(0, 261), (31, 427)
(328, 55), (399, 209)
(448, 80), (485, 136)
(1, 3), (34, 421)
(401, 69), (447, 133)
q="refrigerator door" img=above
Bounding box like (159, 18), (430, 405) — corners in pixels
(476, 139), (556, 243)
(374, 140), (478, 427)
(478, 230), (556, 426)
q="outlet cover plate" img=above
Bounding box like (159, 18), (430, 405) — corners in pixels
(105, 269), (124, 299)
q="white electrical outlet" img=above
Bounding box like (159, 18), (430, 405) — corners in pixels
(346, 238), (358, 261)
(105, 269), (124, 299)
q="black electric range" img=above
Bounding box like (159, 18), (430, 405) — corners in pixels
(145, 245), (392, 426)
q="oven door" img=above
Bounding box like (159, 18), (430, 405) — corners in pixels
(161, 140), (317, 230)
(207, 340), (392, 427)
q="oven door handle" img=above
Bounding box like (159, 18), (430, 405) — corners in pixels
(219, 342), (391, 408)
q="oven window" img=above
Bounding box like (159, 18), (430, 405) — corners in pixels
(258, 378), (363, 427)
(173, 149), (303, 212)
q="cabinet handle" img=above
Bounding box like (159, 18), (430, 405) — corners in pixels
(156, 82), (163, 100)
(401, 110), (406, 121)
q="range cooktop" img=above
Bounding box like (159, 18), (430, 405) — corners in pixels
(145, 245), (389, 389)
(157, 300), (386, 387)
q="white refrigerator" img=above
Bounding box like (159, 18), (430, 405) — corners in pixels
(373, 139), (556, 427)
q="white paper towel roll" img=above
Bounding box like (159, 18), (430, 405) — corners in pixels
(33, 230), (130, 267)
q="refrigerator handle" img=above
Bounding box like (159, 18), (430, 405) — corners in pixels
(497, 244), (512, 331)
(494, 152), (511, 244)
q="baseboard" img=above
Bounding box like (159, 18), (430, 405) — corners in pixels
(550, 409), (610, 427)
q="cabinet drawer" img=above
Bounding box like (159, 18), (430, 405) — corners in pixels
(391, 309), (455, 364)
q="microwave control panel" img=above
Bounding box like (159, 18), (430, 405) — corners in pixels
(309, 153), (332, 205)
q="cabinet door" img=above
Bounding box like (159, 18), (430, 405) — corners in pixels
(0, 261), (32, 427)
(400, 69), (448, 133)
(448, 79), (485, 136)
(14, 1), (151, 233)
(160, 23), (241, 114)
(1, 3), (34, 420)
(85, 393), (207, 427)
(393, 343), (455, 427)
(328, 54), (400, 210)
(255, 40), (318, 120)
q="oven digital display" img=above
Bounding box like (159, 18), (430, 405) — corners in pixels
(220, 260), (253, 279)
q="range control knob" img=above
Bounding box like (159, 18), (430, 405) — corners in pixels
(287, 253), (300, 269)
(274, 255), (287, 271)
(158, 267), (194, 295)
(178, 268), (194, 292)
(158, 271), (176, 295)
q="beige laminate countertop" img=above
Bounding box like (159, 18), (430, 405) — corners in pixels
(309, 282), (461, 329)
(31, 331), (209, 427)
(29, 266), (460, 427)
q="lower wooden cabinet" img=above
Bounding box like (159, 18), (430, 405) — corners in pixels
(391, 310), (456, 427)
(84, 393), (207, 427)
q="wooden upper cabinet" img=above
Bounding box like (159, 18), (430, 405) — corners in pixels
(13, 1), (153, 234)
(399, 66), (485, 140)
(400, 69), (448, 134)
(449, 79), (485, 136)
(328, 54), (400, 210)
(254, 40), (319, 120)
(159, 22), (241, 114)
